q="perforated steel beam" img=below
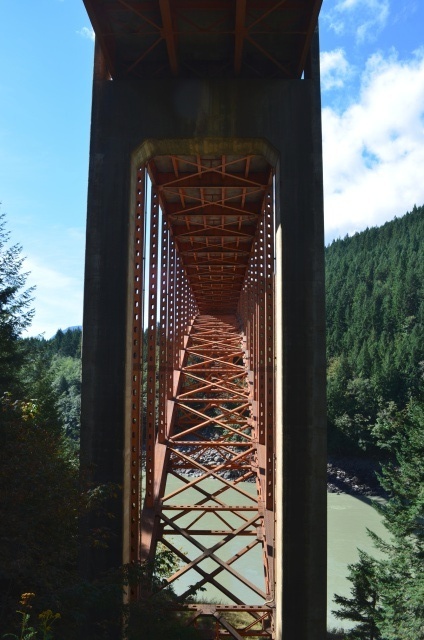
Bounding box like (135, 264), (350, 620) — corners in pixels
(127, 152), (275, 639)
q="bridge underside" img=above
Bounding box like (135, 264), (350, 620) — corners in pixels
(130, 150), (276, 637)
(80, 3), (326, 638)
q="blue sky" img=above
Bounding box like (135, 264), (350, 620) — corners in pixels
(1, 0), (423, 337)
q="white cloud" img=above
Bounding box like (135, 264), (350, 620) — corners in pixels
(325, 0), (390, 42)
(24, 257), (83, 338)
(77, 26), (95, 42)
(323, 49), (424, 241)
(321, 48), (353, 91)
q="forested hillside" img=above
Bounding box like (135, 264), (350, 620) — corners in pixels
(23, 327), (82, 447)
(326, 204), (424, 452)
(0, 214), (81, 636)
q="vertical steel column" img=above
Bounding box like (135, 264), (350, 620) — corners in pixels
(128, 166), (146, 579)
(183, 271), (189, 337)
(236, 181), (276, 606)
(175, 253), (182, 369)
(264, 189), (275, 512)
(250, 259), (256, 377)
(158, 216), (169, 445)
(257, 213), (266, 447)
(167, 237), (176, 399)
(145, 188), (160, 508)
(253, 240), (260, 445)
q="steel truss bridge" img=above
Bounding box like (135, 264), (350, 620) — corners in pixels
(130, 154), (276, 637)
(81, 2), (326, 639)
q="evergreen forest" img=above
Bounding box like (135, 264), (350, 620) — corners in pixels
(326, 204), (424, 453)
(0, 204), (423, 639)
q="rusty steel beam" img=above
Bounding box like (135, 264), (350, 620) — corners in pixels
(234, 0), (247, 74)
(159, 0), (179, 75)
(146, 313), (273, 638)
(155, 171), (270, 189)
(127, 166), (146, 596)
(158, 214), (169, 445)
(237, 182), (276, 604)
(264, 189), (275, 514)
(131, 155), (276, 638)
(144, 188), (160, 508)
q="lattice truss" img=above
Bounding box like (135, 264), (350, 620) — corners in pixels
(129, 155), (275, 639)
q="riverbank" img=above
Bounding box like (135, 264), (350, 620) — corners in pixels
(327, 456), (385, 498)
(144, 447), (386, 497)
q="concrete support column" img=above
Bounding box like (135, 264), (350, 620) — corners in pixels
(80, 31), (326, 639)
(275, 29), (327, 640)
(80, 41), (131, 582)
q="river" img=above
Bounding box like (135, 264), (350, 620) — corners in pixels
(327, 492), (388, 630)
(159, 477), (388, 631)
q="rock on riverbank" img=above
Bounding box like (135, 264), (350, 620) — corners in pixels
(327, 456), (385, 497)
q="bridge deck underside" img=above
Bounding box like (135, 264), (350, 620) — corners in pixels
(132, 152), (276, 638)
(151, 152), (272, 314)
(83, 0), (322, 80)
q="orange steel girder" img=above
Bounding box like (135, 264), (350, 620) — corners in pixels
(145, 315), (274, 639)
(130, 155), (275, 638)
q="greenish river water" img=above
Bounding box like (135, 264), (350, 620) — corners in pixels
(161, 477), (388, 631)
(327, 493), (388, 630)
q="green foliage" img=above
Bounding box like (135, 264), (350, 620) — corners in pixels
(326, 205), (424, 452)
(48, 328), (82, 359)
(372, 397), (424, 541)
(328, 205), (424, 636)
(2, 594), (61, 640)
(123, 552), (204, 640)
(333, 550), (381, 639)
(20, 330), (82, 448)
(49, 354), (81, 444)
(0, 213), (34, 395)
(0, 215), (81, 635)
(327, 631), (350, 639)
(333, 394), (424, 639)
(36, 551), (204, 640)
(0, 394), (79, 632)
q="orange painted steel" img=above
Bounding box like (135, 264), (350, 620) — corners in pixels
(128, 167), (146, 592)
(147, 313), (273, 638)
(145, 187), (160, 509)
(128, 152), (276, 638)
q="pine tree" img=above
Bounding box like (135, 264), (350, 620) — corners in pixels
(333, 393), (424, 639)
(333, 550), (381, 640)
(0, 212), (34, 394)
(0, 213), (79, 635)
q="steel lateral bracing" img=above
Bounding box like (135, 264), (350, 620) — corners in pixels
(129, 154), (275, 639)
